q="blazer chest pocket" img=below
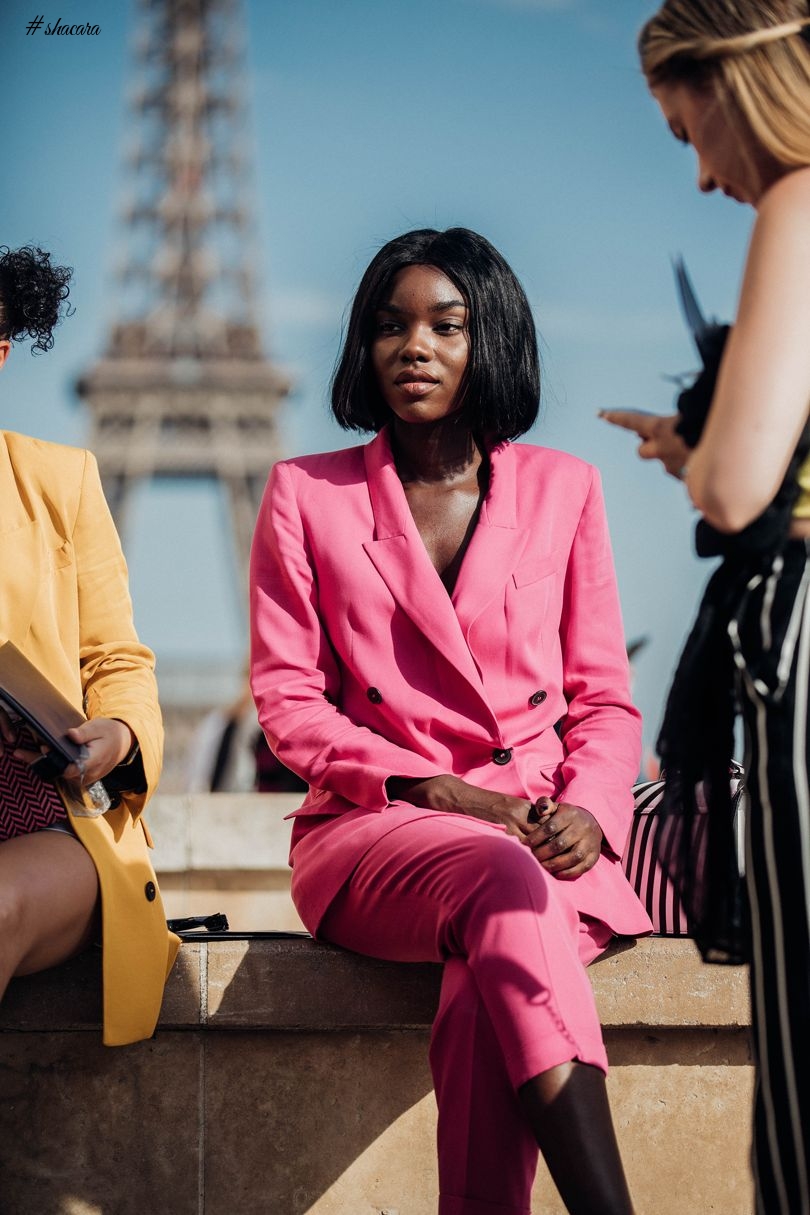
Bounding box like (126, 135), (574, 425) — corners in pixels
(513, 550), (566, 588)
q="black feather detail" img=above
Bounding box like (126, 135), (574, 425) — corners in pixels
(671, 262), (810, 558)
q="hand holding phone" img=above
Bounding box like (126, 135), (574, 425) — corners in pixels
(598, 410), (691, 480)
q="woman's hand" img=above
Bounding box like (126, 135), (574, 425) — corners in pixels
(0, 708), (132, 786)
(388, 778), (605, 876)
(599, 409), (691, 480)
(387, 774), (534, 840)
(525, 799), (604, 879)
(62, 719), (134, 784)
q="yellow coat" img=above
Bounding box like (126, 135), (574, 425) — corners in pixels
(0, 430), (179, 1045)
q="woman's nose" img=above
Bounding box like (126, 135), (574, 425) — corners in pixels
(399, 325), (432, 361)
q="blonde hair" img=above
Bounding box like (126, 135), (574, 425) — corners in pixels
(639, 1), (810, 167)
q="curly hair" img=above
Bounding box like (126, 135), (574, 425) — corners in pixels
(331, 227), (541, 442)
(0, 246), (73, 355)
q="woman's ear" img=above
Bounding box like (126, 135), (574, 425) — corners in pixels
(0, 341), (10, 371)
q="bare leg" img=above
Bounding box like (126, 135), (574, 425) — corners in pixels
(519, 1061), (634, 1215)
(0, 830), (99, 999)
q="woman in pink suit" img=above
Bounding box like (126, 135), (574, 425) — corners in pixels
(250, 228), (652, 1215)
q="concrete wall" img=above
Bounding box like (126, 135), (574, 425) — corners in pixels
(0, 936), (754, 1215)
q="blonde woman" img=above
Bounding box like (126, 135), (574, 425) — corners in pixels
(602, 5), (810, 1211)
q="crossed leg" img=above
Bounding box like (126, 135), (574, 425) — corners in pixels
(315, 808), (632, 1214)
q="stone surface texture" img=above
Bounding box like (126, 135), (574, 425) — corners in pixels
(0, 1035), (201, 1215)
(147, 792), (307, 931)
(0, 935), (754, 1214)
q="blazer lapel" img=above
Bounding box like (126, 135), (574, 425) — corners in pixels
(0, 434), (43, 644)
(451, 441), (530, 637)
(362, 429), (495, 703)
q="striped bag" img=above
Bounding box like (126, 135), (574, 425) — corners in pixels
(623, 762), (745, 935)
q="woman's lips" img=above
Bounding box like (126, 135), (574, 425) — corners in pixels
(396, 379), (439, 397)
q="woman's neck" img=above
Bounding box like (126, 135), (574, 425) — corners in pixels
(390, 416), (485, 485)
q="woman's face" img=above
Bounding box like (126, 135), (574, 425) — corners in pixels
(371, 264), (470, 425)
(652, 79), (785, 206)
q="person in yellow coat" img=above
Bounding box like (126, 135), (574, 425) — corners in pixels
(0, 245), (178, 1045)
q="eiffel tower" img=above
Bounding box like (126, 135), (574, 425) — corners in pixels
(77, 0), (290, 598)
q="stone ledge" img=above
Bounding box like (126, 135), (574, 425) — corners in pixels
(0, 934), (750, 1035)
(0, 935), (755, 1214)
(147, 792), (302, 872)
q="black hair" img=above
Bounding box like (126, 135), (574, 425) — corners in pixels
(331, 228), (540, 442)
(0, 246), (73, 355)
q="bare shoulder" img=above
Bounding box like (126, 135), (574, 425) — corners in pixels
(754, 167), (810, 244)
(759, 165), (810, 210)
(741, 167), (810, 309)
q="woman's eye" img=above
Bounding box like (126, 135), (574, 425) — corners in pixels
(375, 320), (400, 335)
(435, 322), (463, 334)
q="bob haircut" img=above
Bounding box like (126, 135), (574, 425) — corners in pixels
(331, 227), (540, 442)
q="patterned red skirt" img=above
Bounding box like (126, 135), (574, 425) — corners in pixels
(0, 724), (68, 842)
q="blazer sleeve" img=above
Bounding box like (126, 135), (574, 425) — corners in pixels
(555, 467), (641, 857)
(73, 451), (163, 815)
(250, 461), (438, 812)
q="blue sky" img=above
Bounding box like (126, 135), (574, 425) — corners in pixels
(1, 0), (754, 756)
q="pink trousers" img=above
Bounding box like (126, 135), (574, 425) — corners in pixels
(299, 807), (612, 1215)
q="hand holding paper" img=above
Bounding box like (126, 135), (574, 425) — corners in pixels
(64, 719), (134, 784)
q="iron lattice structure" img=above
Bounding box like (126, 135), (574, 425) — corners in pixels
(77, 0), (290, 595)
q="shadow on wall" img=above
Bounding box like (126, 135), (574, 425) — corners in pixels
(0, 886), (641, 1211)
(199, 938), (441, 1213)
(0, 945), (440, 1215)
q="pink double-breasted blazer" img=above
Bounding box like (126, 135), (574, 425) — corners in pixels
(250, 427), (653, 938)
